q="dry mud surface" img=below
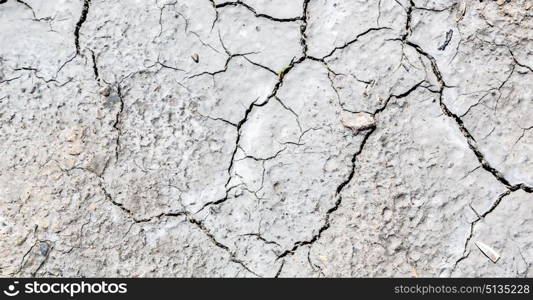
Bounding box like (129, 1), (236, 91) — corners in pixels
(0, 0), (532, 277)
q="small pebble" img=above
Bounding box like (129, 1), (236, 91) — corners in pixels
(191, 53), (199, 63)
(99, 85), (111, 97)
(340, 112), (376, 134)
(39, 243), (49, 256)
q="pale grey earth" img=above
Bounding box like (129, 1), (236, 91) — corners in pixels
(0, 0), (532, 277)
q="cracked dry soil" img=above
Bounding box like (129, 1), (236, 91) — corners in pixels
(0, 0), (532, 277)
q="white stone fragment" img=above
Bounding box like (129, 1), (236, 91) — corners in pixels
(475, 241), (501, 263)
